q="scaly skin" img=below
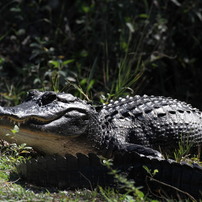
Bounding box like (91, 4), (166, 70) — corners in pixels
(0, 91), (202, 199)
(95, 95), (202, 156)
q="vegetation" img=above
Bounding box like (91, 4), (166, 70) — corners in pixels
(0, 0), (202, 104)
(0, 0), (202, 201)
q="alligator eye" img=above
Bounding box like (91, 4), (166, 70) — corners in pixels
(40, 92), (57, 105)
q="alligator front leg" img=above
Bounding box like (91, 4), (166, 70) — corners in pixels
(118, 143), (164, 158)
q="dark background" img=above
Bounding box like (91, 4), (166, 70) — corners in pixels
(0, 0), (202, 108)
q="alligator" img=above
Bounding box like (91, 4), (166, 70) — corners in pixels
(0, 90), (202, 199)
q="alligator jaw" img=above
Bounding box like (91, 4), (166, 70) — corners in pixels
(0, 117), (95, 156)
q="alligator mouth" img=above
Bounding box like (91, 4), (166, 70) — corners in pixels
(0, 115), (58, 126)
(0, 114), (63, 132)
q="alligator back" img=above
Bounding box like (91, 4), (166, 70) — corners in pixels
(99, 95), (202, 154)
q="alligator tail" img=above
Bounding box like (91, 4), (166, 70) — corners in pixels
(113, 152), (202, 200)
(17, 153), (113, 189)
(17, 153), (202, 200)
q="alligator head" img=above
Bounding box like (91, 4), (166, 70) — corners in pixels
(0, 90), (97, 155)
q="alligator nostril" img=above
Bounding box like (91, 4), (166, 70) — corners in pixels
(25, 90), (40, 101)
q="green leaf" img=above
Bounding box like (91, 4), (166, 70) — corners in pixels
(87, 80), (95, 92)
(0, 57), (5, 65)
(11, 125), (19, 134)
(62, 59), (74, 66)
(153, 169), (159, 175)
(10, 7), (21, 12)
(80, 78), (87, 85)
(139, 13), (149, 18)
(82, 5), (90, 13)
(126, 22), (135, 33)
(48, 60), (60, 68)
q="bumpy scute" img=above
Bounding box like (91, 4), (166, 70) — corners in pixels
(99, 95), (202, 154)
